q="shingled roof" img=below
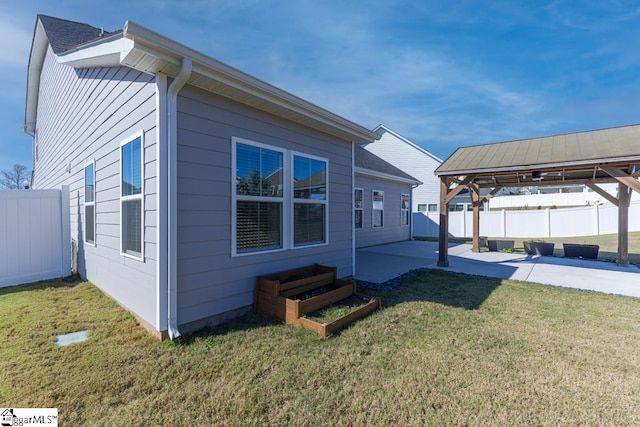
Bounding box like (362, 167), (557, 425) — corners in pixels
(36, 15), (119, 54)
(355, 145), (421, 184)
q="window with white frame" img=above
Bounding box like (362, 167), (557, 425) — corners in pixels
(121, 133), (144, 259)
(234, 141), (284, 254)
(354, 188), (363, 229)
(428, 203), (438, 212)
(372, 190), (384, 228)
(401, 193), (410, 226)
(233, 138), (329, 255)
(84, 161), (95, 245)
(293, 154), (327, 246)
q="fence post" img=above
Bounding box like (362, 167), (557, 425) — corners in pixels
(501, 209), (506, 237)
(461, 210), (466, 237)
(593, 204), (600, 236)
(545, 208), (551, 238)
(60, 185), (71, 278)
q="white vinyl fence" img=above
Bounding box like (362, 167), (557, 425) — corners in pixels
(413, 200), (640, 238)
(0, 186), (70, 287)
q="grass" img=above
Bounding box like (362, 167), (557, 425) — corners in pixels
(417, 231), (640, 265)
(302, 295), (375, 324)
(2, 273), (640, 425)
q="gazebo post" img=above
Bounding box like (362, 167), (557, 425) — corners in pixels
(437, 177), (449, 267)
(617, 182), (630, 267)
(470, 184), (480, 252)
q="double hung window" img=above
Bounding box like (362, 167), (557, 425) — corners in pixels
(121, 134), (144, 259)
(235, 142), (284, 253)
(354, 188), (363, 229)
(293, 154), (327, 246)
(84, 161), (95, 245)
(372, 190), (384, 228)
(401, 193), (410, 226)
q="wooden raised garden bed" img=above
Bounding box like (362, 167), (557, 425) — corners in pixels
(255, 264), (380, 337)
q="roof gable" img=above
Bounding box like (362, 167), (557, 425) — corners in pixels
(373, 124), (443, 163)
(37, 15), (116, 54)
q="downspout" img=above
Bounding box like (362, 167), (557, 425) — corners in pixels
(351, 141), (356, 277)
(167, 57), (192, 339)
(410, 183), (419, 240)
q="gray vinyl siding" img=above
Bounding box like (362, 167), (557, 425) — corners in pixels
(176, 85), (353, 327)
(365, 130), (441, 212)
(32, 45), (158, 328)
(354, 174), (412, 248)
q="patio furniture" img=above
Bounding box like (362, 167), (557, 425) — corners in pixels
(524, 241), (555, 256)
(488, 240), (515, 252)
(563, 243), (599, 259)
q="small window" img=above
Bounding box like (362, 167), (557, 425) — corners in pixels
(354, 188), (363, 229)
(293, 154), (327, 247)
(428, 204), (438, 212)
(84, 161), (95, 245)
(417, 204), (427, 212)
(401, 193), (410, 226)
(372, 190), (384, 228)
(121, 133), (144, 259)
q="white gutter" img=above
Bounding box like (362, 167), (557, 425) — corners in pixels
(354, 166), (422, 186)
(167, 57), (192, 340)
(351, 141), (356, 277)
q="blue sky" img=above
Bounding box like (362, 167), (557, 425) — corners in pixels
(2, 0), (640, 175)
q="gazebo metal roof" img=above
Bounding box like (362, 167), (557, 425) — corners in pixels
(435, 124), (640, 189)
(434, 124), (640, 268)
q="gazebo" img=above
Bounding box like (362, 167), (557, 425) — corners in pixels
(435, 124), (640, 267)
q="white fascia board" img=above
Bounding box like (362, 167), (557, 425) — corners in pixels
(57, 37), (134, 68)
(373, 124), (443, 163)
(24, 20), (48, 133)
(122, 20), (379, 144)
(355, 166), (422, 185)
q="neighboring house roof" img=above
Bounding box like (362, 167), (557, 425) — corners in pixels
(373, 124), (443, 163)
(25, 15), (379, 146)
(354, 145), (421, 185)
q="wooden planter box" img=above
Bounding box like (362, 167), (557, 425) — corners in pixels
(297, 295), (380, 337)
(563, 243), (599, 259)
(255, 264), (380, 337)
(524, 241), (555, 256)
(488, 240), (515, 252)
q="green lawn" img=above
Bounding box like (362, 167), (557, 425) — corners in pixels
(2, 272), (640, 425)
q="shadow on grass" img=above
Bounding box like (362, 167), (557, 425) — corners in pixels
(174, 269), (504, 343)
(0, 274), (82, 297)
(362, 269), (503, 310)
(171, 312), (283, 347)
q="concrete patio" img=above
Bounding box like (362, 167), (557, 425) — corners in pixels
(355, 240), (640, 298)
